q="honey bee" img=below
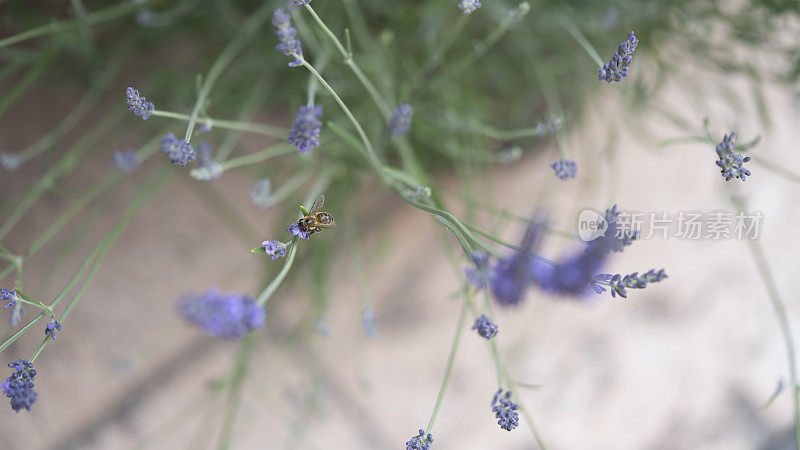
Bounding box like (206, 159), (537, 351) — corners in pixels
(297, 194), (335, 237)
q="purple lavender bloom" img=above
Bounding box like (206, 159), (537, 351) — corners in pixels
(272, 8), (303, 67)
(178, 289), (265, 340)
(491, 389), (520, 431)
(458, 0), (481, 15)
(287, 222), (309, 240)
(288, 105), (323, 153)
(601, 205), (638, 252)
(1, 360), (37, 412)
(472, 315), (498, 340)
(125, 87), (154, 120)
(262, 240), (287, 260)
(595, 269), (667, 299)
(715, 132), (751, 181)
(160, 133), (195, 167)
(530, 230), (614, 297)
(294, 0), (311, 4)
(112, 150), (140, 174)
(490, 220), (545, 306)
(1, 289), (15, 310)
(406, 429), (434, 450)
(390, 104), (414, 137)
(464, 250), (491, 288)
(599, 31), (638, 83)
(44, 321), (62, 340)
(551, 159), (577, 179)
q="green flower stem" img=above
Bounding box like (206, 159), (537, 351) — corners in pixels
(0, 312), (48, 354)
(441, 5), (525, 82)
(0, 57), (49, 118)
(255, 237), (299, 307)
(69, 0), (94, 46)
(0, 0), (155, 49)
(414, 15), (469, 85)
(217, 144), (295, 171)
(300, 5), (443, 210)
(462, 222), (558, 266)
(10, 289), (52, 315)
(217, 334), (255, 450)
(442, 189), (580, 240)
(730, 194), (800, 449)
(182, 2), (275, 143)
(425, 297), (468, 435)
(29, 169), (174, 363)
(0, 111), (123, 241)
(269, 172), (314, 208)
(294, 54), (385, 176)
(326, 121), (369, 160)
(557, 15), (604, 68)
(455, 122), (556, 141)
(150, 110), (286, 139)
(303, 4), (392, 120)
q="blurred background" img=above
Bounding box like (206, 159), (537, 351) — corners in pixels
(2, 1), (800, 449)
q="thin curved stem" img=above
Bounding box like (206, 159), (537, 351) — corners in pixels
(293, 54), (384, 175)
(151, 110), (286, 139)
(182, 2), (274, 143)
(730, 194), (800, 449)
(425, 298), (468, 434)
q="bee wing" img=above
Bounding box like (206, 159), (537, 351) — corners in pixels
(309, 194), (325, 214)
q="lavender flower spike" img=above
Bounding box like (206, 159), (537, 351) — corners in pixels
(390, 104), (414, 136)
(44, 321), (62, 340)
(490, 219), (545, 306)
(287, 222), (310, 240)
(125, 87), (154, 120)
(551, 159), (577, 179)
(1, 289), (15, 310)
(406, 429), (434, 450)
(288, 105), (323, 153)
(1, 360), (37, 412)
(160, 133), (196, 167)
(458, 0), (482, 15)
(272, 8), (303, 67)
(178, 289), (265, 340)
(112, 150), (140, 174)
(595, 269), (667, 299)
(715, 132), (751, 181)
(491, 389), (520, 431)
(472, 315), (499, 340)
(599, 31), (638, 83)
(262, 240), (287, 260)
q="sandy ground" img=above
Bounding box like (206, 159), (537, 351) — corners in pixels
(2, 54), (800, 450)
